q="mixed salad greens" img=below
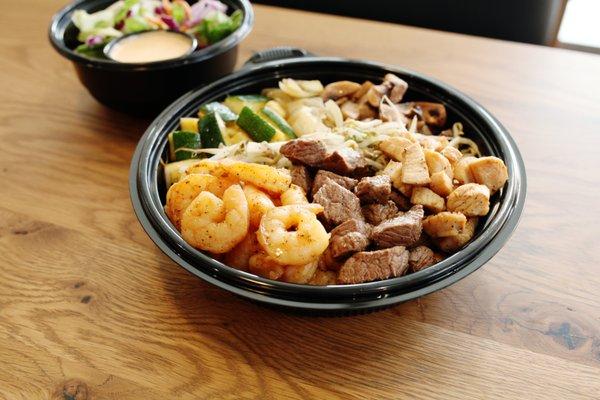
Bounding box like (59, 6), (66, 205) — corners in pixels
(72, 0), (243, 58)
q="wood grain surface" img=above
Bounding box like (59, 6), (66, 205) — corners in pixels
(2, 1), (600, 399)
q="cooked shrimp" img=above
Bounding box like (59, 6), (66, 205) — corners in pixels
(223, 160), (292, 195)
(280, 184), (308, 205)
(282, 261), (318, 284)
(243, 184), (275, 228)
(223, 231), (259, 271)
(180, 184), (249, 253)
(165, 173), (233, 229)
(307, 269), (337, 286)
(257, 205), (329, 265)
(248, 253), (285, 280)
(247, 252), (318, 283)
(185, 159), (222, 176)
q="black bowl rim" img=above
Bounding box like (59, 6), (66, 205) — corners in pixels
(129, 56), (527, 311)
(48, 0), (254, 71)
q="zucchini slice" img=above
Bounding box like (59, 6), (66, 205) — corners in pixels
(262, 106), (297, 138)
(236, 106), (276, 142)
(224, 124), (251, 145)
(200, 112), (226, 148)
(164, 159), (199, 188)
(179, 117), (200, 133)
(168, 130), (201, 161)
(198, 102), (237, 122)
(223, 95), (268, 114)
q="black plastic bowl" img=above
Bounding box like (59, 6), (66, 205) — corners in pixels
(130, 50), (526, 314)
(49, 0), (253, 115)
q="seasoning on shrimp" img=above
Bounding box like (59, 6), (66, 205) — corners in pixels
(180, 184), (249, 253)
(257, 205), (329, 266)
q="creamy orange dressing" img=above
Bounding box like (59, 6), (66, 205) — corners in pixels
(109, 31), (193, 63)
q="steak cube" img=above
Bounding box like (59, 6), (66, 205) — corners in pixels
(313, 179), (363, 226)
(338, 246), (410, 284)
(312, 170), (358, 196)
(362, 200), (399, 225)
(371, 205), (424, 248)
(354, 175), (392, 204)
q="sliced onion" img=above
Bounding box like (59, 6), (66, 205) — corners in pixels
(324, 99), (343, 128)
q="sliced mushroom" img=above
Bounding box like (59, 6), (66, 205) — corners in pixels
(384, 73), (409, 103)
(396, 102), (416, 116)
(340, 101), (360, 119)
(365, 84), (390, 107)
(414, 102), (447, 127)
(322, 80), (361, 101)
(380, 102), (412, 123)
(380, 103), (400, 122)
(352, 81), (374, 101)
(335, 96), (349, 106)
(358, 102), (377, 120)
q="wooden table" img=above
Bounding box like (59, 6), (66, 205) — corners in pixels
(2, 2), (600, 399)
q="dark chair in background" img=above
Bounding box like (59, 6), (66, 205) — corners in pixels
(252, 0), (567, 45)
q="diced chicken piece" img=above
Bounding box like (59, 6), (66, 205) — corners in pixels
(441, 146), (463, 166)
(429, 171), (454, 197)
(382, 160), (403, 187)
(396, 183), (413, 198)
(401, 143), (430, 185)
(422, 212), (467, 238)
(424, 149), (453, 179)
(436, 218), (479, 253)
(447, 183), (490, 216)
(416, 134), (449, 152)
(411, 187), (445, 213)
(469, 156), (508, 192)
(382, 161), (414, 197)
(409, 246), (438, 272)
(379, 137), (413, 161)
(453, 156), (476, 184)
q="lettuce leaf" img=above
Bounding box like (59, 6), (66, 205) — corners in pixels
(172, 3), (187, 25)
(75, 43), (107, 58)
(194, 9), (242, 45)
(123, 16), (151, 33)
(115, 0), (140, 22)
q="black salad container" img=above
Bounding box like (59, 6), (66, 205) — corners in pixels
(130, 48), (527, 315)
(49, 0), (253, 115)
